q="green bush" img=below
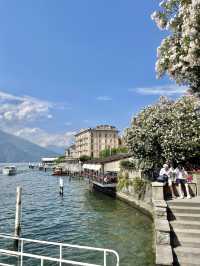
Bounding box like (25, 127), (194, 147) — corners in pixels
(132, 177), (147, 197)
(120, 160), (136, 170)
(56, 156), (66, 164)
(117, 171), (132, 191)
(79, 155), (91, 162)
(99, 146), (128, 158)
(117, 172), (147, 199)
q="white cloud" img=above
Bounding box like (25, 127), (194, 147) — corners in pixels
(96, 96), (112, 101)
(0, 90), (74, 149)
(13, 127), (76, 148)
(132, 84), (187, 96)
(0, 91), (53, 123)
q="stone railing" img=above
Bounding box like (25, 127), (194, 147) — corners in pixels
(191, 173), (200, 196)
(152, 174), (200, 200)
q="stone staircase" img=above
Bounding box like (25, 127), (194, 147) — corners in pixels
(168, 198), (200, 266)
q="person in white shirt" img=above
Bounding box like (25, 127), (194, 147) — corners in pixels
(175, 165), (191, 199)
(168, 165), (177, 199)
(59, 177), (64, 195)
(159, 164), (176, 199)
(159, 164), (169, 178)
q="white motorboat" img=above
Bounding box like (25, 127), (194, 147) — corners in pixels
(2, 166), (17, 176)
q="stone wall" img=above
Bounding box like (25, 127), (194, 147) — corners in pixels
(118, 180), (173, 266)
(117, 177), (153, 216)
(103, 159), (140, 174)
(153, 200), (173, 266)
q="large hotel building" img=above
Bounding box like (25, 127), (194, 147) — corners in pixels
(67, 125), (120, 159)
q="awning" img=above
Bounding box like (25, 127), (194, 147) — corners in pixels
(83, 164), (102, 171)
(41, 157), (58, 163)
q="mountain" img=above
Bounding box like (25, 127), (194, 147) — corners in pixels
(0, 129), (58, 162)
(45, 145), (65, 155)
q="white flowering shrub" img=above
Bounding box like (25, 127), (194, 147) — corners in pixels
(125, 96), (200, 170)
(152, 0), (200, 95)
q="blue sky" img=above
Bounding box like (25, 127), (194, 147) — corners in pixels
(0, 0), (185, 151)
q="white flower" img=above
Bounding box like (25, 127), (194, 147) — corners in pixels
(152, 0), (200, 95)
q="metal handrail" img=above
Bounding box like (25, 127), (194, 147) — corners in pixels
(0, 234), (119, 266)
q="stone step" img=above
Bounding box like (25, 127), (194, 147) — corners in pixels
(174, 258), (200, 265)
(174, 236), (200, 248)
(178, 264), (200, 266)
(174, 246), (200, 265)
(169, 205), (200, 214)
(172, 228), (200, 239)
(171, 213), (200, 222)
(167, 199), (200, 208)
(170, 220), (200, 230)
(156, 245), (173, 266)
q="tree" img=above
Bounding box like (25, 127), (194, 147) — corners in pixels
(99, 146), (128, 159)
(99, 148), (111, 158)
(152, 0), (200, 95)
(120, 160), (137, 170)
(56, 156), (66, 164)
(79, 155), (91, 162)
(125, 96), (200, 170)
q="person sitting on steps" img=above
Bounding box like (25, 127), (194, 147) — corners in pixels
(159, 163), (176, 199)
(175, 164), (191, 199)
(168, 163), (177, 199)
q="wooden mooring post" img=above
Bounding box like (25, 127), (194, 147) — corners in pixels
(14, 186), (22, 238)
(59, 177), (64, 196)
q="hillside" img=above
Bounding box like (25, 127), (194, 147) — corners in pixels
(0, 130), (58, 162)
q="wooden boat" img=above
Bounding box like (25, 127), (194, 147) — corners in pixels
(2, 166), (17, 176)
(28, 163), (35, 169)
(38, 163), (44, 171)
(52, 167), (68, 176)
(53, 167), (63, 176)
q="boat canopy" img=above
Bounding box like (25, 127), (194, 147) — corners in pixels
(83, 163), (102, 171)
(41, 158), (58, 163)
(4, 166), (16, 169)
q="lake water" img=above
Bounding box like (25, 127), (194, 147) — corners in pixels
(0, 164), (154, 266)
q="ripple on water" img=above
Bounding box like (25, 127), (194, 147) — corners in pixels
(0, 164), (154, 266)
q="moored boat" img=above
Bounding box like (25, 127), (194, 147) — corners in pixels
(52, 167), (68, 176)
(29, 162), (35, 169)
(2, 166), (17, 176)
(53, 167), (63, 176)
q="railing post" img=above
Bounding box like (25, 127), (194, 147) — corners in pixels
(104, 250), (107, 266)
(41, 258), (44, 266)
(20, 239), (23, 266)
(60, 244), (62, 266)
(14, 186), (22, 237)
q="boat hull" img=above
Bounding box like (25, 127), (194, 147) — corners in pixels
(2, 169), (17, 176)
(91, 182), (116, 198)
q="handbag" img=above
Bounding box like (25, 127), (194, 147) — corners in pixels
(187, 175), (193, 183)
